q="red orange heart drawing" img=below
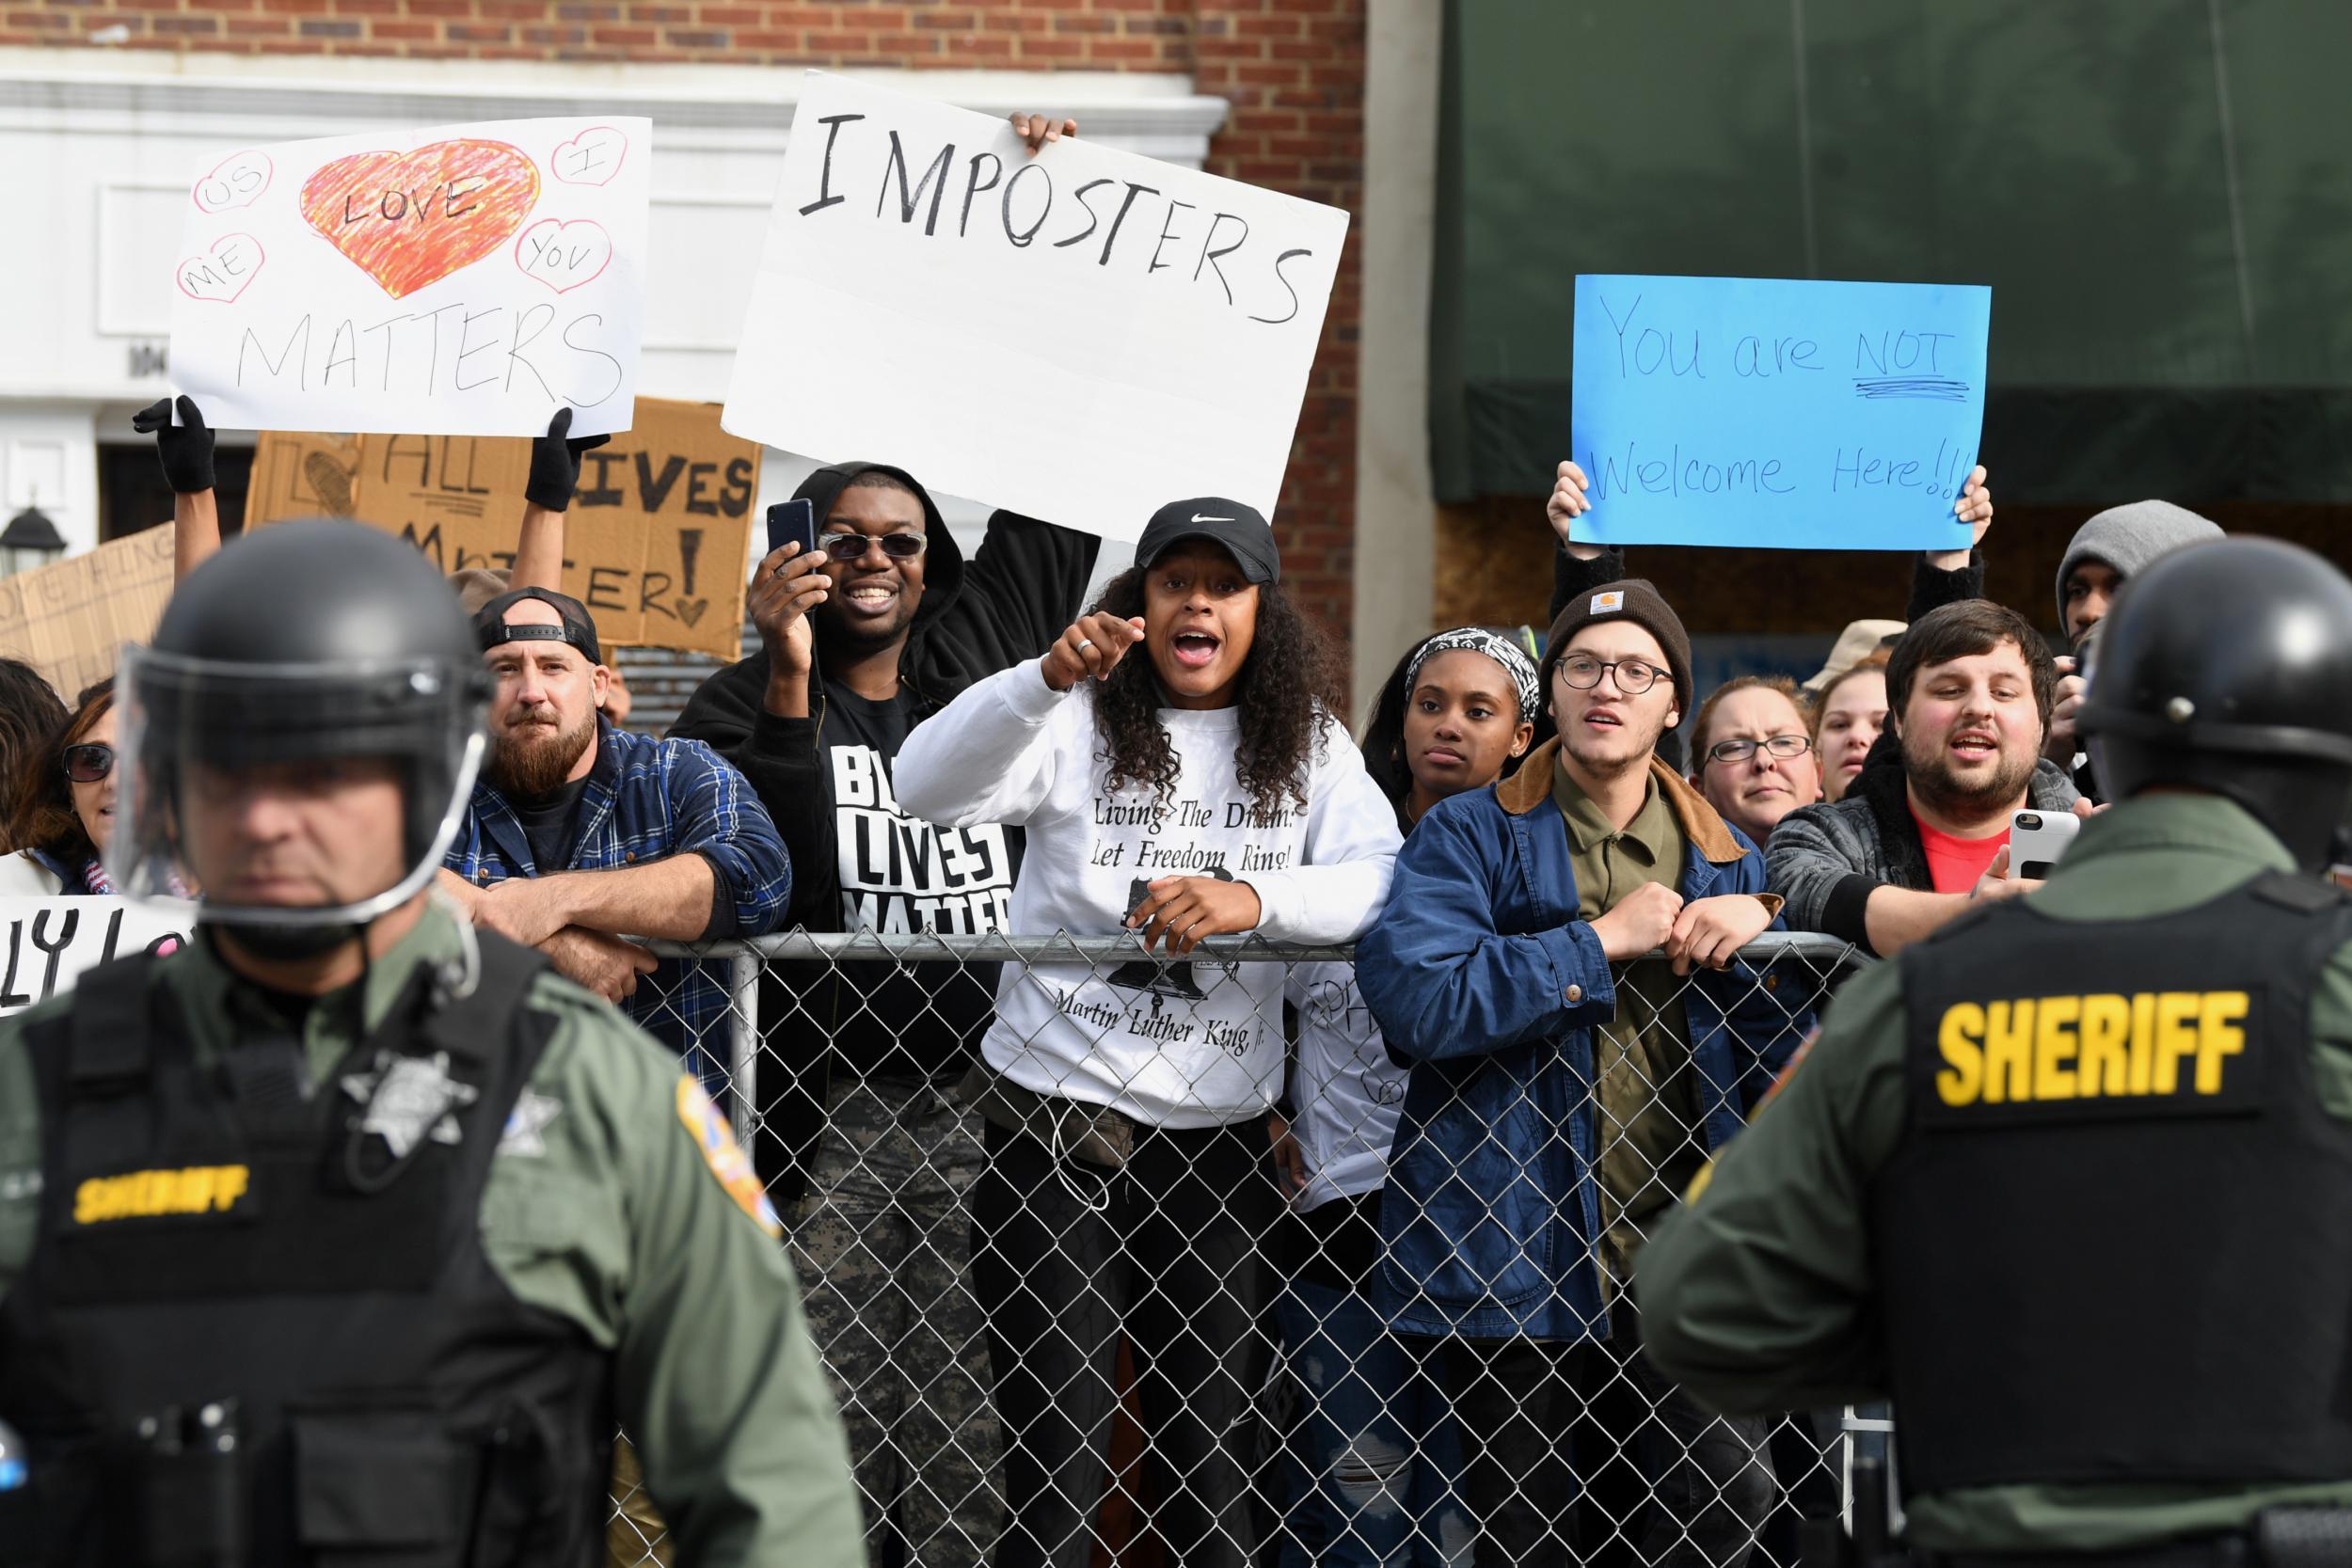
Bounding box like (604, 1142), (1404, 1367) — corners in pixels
(299, 139), (541, 300)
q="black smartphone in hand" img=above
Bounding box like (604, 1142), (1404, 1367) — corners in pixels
(765, 498), (817, 562)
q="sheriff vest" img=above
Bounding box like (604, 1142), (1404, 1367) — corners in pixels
(1933, 990), (2250, 1107)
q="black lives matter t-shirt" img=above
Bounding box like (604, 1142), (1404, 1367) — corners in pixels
(820, 680), (1021, 1081)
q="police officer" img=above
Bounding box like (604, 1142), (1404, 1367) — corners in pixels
(1637, 535), (2352, 1561)
(0, 521), (862, 1565)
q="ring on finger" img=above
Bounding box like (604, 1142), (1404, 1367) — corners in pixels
(1075, 638), (1094, 652)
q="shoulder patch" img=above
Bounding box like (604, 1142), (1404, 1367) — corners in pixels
(1755, 1025), (1819, 1114)
(675, 1078), (782, 1239)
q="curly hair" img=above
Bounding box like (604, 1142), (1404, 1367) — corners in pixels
(1085, 566), (1346, 816)
(10, 678), (113, 868)
(0, 658), (67, 853)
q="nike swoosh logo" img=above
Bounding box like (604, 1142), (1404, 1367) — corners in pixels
(1190, 514), (1234, 524)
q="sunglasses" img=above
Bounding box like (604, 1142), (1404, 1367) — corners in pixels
(63, 743), (115, 784)
(816, 531), (927, 562)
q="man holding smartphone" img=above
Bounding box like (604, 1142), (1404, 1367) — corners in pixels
(1642, 536), (2352, 1563)
(670, 134), (1099, 1549)
(1769, 599), (2083, 958)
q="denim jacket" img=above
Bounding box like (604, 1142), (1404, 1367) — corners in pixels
(1357, 744), (1808, 1342)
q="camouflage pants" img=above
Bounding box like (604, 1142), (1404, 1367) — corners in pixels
(792, 1075), (1003, 1567)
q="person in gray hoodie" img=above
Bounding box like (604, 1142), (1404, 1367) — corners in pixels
(2045, 500), (2225, 773)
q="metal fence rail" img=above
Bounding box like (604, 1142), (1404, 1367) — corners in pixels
(612, 930), (1873, 1568)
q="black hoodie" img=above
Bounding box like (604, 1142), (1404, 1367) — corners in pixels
(670, 461), (1100, 1199)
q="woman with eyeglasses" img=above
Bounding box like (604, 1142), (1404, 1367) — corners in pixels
(1686, 675), (1824, 849)
(0, 679), (120, 895)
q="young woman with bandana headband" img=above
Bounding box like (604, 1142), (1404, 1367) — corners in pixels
(1267, 626), (1538, 1567)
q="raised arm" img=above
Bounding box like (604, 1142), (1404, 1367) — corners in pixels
(134, 397), (221, 580)
(511, 407), (611, 592)
(896, 611), (1142, 829)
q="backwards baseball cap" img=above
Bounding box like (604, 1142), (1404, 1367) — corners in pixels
(1136, 498), (1279, 586)
(474, 586), (601, 666)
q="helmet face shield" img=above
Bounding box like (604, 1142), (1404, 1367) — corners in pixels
(109, 643), (487, 928)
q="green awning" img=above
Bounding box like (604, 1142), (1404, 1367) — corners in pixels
(1432, 0), (2352, 505)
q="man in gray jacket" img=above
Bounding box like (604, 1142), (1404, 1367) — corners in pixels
(1768, 599), (2080, 958)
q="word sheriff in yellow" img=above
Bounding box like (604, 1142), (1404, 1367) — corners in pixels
(1934, 990), (2250, 1107)
(73, 1164), (251, 1225)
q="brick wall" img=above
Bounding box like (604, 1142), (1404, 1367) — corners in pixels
(4, 0), (1367, 662)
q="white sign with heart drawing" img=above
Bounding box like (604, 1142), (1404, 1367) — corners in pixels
(167, 115), (652, 437)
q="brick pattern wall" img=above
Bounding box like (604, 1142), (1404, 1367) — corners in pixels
(4, 0), (1367, 670)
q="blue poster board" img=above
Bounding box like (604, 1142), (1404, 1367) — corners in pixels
(1569, 276), (1992, 551)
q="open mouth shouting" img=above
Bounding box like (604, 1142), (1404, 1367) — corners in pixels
(1170, 628), (1222, 670)
(1947, 728), (2000, 764)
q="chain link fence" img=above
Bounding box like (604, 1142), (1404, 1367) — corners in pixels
(610, 929), (1872, 1568)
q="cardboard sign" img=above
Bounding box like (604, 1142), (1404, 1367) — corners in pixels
(0, 526), (176, 702)
(245, 398), (757, 660)
(724, 72), (1351, 540)
(169, 117), (651, 438)
(1569, 276), (1992, 551)
(0, 897), (197, 1017)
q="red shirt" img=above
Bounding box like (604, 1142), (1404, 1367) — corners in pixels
(1913, 812), (2010, 895)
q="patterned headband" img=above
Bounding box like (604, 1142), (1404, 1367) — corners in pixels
(1405, 626), (1541, 721)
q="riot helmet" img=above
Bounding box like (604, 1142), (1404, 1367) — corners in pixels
(109, 520), (490, 929)
(2077, 536), (2352, 869)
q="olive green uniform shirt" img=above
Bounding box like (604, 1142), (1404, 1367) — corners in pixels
(1639, 795), (2352, 1552)
(1553, 764), (1706, 1292)
(0, 902), (863, 1567)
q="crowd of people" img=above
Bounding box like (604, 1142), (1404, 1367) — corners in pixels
(0, 119), (2278, 1568)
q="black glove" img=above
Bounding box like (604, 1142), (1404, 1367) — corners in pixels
(130, 396), (215, 495)
(526, 406), (612, 513)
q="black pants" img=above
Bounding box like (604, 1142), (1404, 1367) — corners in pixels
(969, 1116), (1278, 1568)
(1443, 1334), (1776, 1568)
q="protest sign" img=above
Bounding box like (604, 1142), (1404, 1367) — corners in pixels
(724, 72), (1350, 541)
(1569, 276), (1992, 551)
(246, 398), (757, 660)
(169, 118), (651, 439)
(0, 896), (196, 1018)
(0, 526), (175, 700)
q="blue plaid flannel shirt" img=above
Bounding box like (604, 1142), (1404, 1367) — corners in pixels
(443, 721), (790, 1081)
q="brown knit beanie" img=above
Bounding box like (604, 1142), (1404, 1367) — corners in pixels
(1541, 579), (1695, 721)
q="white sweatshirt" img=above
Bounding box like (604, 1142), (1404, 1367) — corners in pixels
(895, 658), (1402, 1128)
(1287, 960), (1409, 1212)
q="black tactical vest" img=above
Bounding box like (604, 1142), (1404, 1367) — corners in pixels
(0, 932), (612, 1567)
(1880, 872), (2352, 1497)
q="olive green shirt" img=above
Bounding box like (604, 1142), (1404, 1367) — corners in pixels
(1639, 794), (2352, 1552)
(0, 902), (863, 1566)
(1554, 764), (1706, 1291)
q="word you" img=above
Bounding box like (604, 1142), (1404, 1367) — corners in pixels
(796, 113), (1318, 327)
(514, 218), (612, 294)
(1595, 292), (1973, 402)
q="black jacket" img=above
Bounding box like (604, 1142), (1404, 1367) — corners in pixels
(668, 462), (1099, 1201)
(671, 462), (1102, 929)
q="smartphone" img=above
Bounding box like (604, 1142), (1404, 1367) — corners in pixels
(765, 498), (817, 562)
(2009, 809), (2080, 880)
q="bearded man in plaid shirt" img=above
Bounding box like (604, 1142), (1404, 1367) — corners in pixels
(438, 587), (791, 1082)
